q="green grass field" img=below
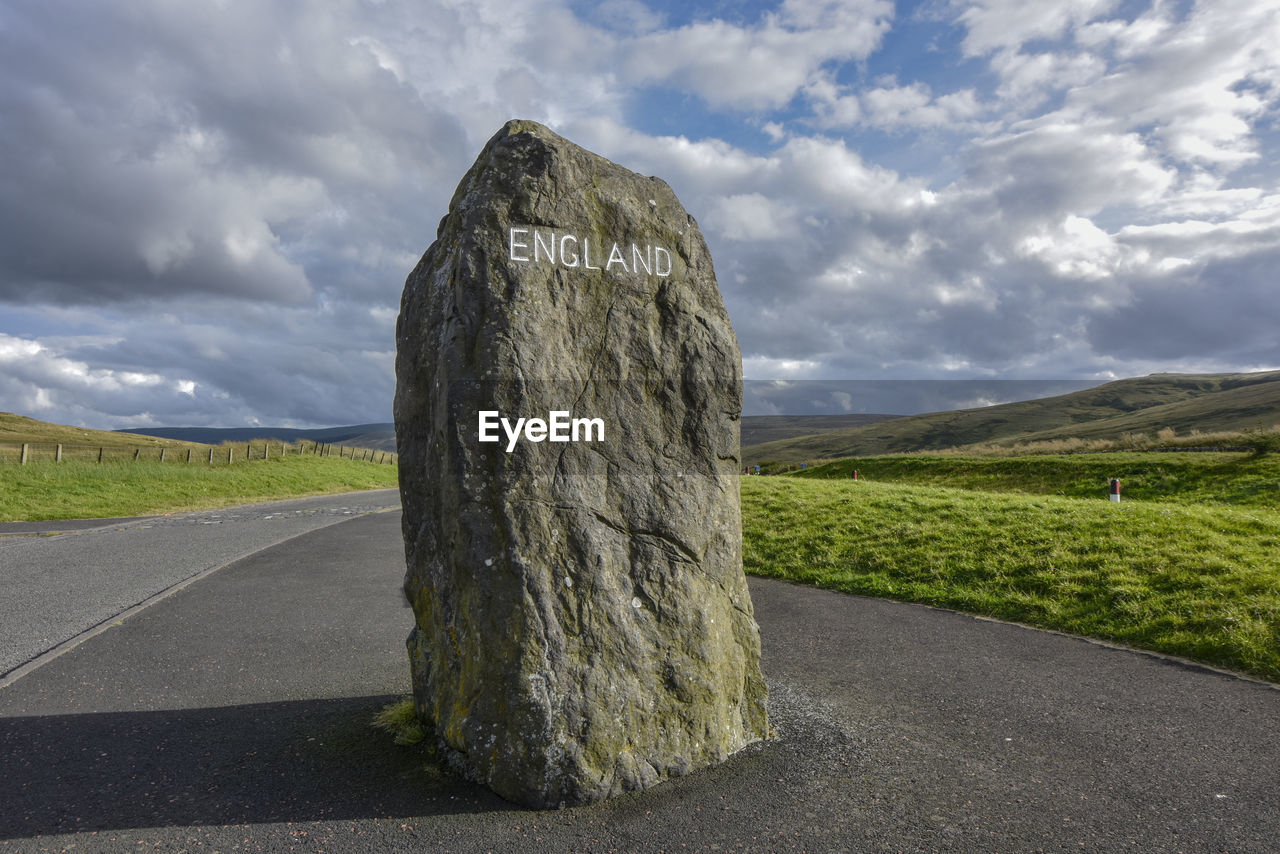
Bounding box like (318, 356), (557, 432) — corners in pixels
(793, 451), (1280, 507)
(0, 455), (400, 521)
(742, 462), (1280, 683)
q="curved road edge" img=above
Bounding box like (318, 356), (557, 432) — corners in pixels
(0, 489), (402, 688)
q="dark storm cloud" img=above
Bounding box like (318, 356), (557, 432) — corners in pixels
(0, 0), (472, 426)
(0, 1), (469, 307)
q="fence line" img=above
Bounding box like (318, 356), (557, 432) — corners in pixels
(0, 440), (397, 467)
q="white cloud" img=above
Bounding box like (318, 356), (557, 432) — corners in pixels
(1018, 215), (1120, 280)
(0, 332), (192, 423)
(860, 81), (984, 129)
(988, 47), (1106, 104)
(704, 193), (801, 243)
(955, 0), (1123, 56)
(966, 124), (1176, 217)
(965, 0), (1280, 172)
(623, 0), (893, 110)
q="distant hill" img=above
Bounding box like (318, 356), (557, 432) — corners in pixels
(741, 414), (898, 447)
(121, 423), (397, 452)
(743, 371), (1280, 462)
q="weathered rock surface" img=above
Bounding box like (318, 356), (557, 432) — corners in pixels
(394, 119), (769, 808)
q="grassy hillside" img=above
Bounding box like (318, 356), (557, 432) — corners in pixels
(124, 422), (397, 452)
(1, 412), (215, 450)
(741, 414), (897, 447)
(989, 378), (1280, 445)
(743, 371), (1280, 462)
(1, 412), (399, 520)
(743, 476), (1280, 682)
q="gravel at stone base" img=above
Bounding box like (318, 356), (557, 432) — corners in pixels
(0, 489), (400, 678)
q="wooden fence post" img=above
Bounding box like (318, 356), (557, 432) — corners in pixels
(98, 447), (104, 463)
(208, 448), (214, 464)
(186, 448), (192, 463)
(264, 443), (270, 460)
(56, 444), (63, 463)
(20, 443), (29, 464)
(160, 447), (166, 463)
(133, 448), (140, 461)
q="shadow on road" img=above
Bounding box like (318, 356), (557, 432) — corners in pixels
(0, 694), (506, 837)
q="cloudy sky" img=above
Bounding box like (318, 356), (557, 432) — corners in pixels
(1, 0), (1278, 427)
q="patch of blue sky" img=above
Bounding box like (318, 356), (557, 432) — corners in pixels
(622, 84), (771, 148)
(1, 305), (100, 339)
(839, 125), (974, 187)
(1230, 121), (1280, 193)
(634, 0), (775, 29)
(569, 0), (775, 32)
(843, 0), (986, 95)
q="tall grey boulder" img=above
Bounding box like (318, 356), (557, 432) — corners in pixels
(394, 119), (768, 808)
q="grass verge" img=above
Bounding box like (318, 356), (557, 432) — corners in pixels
(794, 451), (1280, 507)
(742, 477), (1280, 683)
(0, 455), (399, 521)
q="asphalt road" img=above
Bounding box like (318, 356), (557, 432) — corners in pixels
(1, 507), (1277, 852)
(0, 489), (401, 680)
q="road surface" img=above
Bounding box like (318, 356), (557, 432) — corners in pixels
(0, 489), (400, 680)
(1, 504), (1277, 852)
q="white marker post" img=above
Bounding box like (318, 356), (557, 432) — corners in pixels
(1110, 478), (1121, 502)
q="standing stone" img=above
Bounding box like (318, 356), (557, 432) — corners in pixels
(394, 119), (768, 808)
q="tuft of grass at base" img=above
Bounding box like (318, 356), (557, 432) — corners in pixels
(373, 697), (426, 746)
(742, 477), (1280, 683)
(0, 455), (399, 521)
